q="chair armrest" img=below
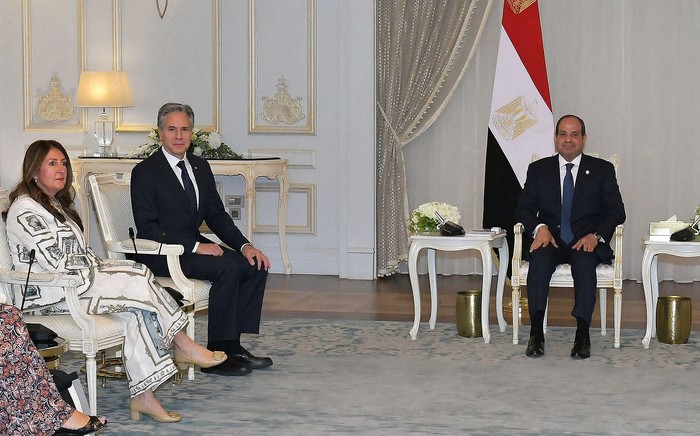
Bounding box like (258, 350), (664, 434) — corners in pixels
(0, 271), (82, 289)
(512, 223), (524, 277)
(0, 271), (98, 336)
(108, 239), (197, 301)
(108, 238), (184, 256)
(613, 224), (624, 281)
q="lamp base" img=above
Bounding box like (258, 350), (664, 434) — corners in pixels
(98, 145), (116, 157)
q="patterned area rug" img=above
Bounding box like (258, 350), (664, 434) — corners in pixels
(59, 318), (700, 435)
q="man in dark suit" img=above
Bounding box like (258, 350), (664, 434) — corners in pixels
(516, 114), (625, 359)
(131, 102), (272, 376)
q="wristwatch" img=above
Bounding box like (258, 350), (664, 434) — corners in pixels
(593, 232), (604, 243)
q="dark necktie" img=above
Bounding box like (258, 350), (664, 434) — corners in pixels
(177, 160), (197, 212)
(560, 163), (574, 244)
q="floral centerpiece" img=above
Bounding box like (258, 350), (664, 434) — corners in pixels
(408, 202), (461, 234)
(129, 128), (242, 159)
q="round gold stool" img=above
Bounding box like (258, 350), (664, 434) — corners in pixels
(456, 290), (482, 338)
(656, 296), (692, 344)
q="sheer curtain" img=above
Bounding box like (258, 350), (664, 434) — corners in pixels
(376, 0), (493, 277)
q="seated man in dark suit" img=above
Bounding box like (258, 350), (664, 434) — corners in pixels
(131, 102), (272, 376)
(515, 114), (625, 359)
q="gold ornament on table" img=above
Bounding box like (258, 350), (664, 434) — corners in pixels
(129, 128), (242, 159)
(407, 202), (461, 235)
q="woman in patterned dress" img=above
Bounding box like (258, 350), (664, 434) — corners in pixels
(4, 140), (227, 423)
(0, 303), (107, 435)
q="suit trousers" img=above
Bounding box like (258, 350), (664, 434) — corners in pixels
(140, 247), (268, 344)
(526, 240), (600, 326)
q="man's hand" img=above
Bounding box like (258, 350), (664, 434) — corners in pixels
(242, 244), (270, 271)
(196, 242), (224, 256)
(530, 226), (558, 252)
(573, 233), (599, 252)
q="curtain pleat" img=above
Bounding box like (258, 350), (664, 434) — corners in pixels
(376, 0), (493, 277)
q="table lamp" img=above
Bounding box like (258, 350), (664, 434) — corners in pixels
(76, 71), (133, 156)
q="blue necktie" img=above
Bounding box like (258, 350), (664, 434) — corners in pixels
(561, 163), (574, 244)
(177, 160), (197, 212)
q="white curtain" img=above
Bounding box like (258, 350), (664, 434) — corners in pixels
(405, 0), (700, 282)
(376, 0), (493, 277)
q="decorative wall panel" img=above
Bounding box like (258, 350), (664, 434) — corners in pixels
(248, 148), (316, 168)
(254, 182), (316, 234)
(23, 0), (86, 132)
(249, 0), (316, 134)
(114, 0), (220, 132)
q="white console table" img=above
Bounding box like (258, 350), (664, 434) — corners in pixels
(71, 157), (292, 274)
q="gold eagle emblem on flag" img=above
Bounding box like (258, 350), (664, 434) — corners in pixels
(492, 96), (538, 140)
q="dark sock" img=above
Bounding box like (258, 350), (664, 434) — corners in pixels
(530, 310), (545, 338)
(575, 317), (590, 339)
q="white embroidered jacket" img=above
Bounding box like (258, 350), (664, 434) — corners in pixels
(5, 195), (99, 311)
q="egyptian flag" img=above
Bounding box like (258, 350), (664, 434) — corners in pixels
(483, 0), (554, 269)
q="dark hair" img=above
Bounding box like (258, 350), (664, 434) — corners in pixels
(5, 140), (83, 230)
(157, 102), (195, 130)
(555, 114), (586, 136)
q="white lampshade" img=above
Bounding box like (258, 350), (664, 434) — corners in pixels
(76, 71), (133, 108)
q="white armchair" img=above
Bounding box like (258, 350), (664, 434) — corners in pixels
(0, 190), (126, 415)
(510, 154), (624, 348)
(87, 172), (211, 380)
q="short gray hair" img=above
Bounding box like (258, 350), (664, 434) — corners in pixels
(157, 102), (195, 130)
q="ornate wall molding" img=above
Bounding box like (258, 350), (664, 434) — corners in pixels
(247, 148), (316, 169)
(113, 0), (221, 132)
(22, 0), (86, 132)
(253, 182), (316, 234)
(37, 77), (75, 122)
(249, 0), (316, 134)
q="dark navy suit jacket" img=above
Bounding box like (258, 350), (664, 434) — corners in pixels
(515, 153), (626, 263)
(131, 148), (249, 255)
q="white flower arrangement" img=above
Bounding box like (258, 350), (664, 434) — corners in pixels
(408, 202), (461, 234)
(129, 128), (242, 159)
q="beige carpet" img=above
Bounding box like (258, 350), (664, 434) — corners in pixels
(59, 318), (700, 435)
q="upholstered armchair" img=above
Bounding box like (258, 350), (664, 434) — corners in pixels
(88, 173), (211, 380)
(510, 154), (624, 348)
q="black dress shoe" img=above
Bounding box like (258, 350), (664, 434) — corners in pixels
(201, 356), (252, 376)
(54, 415), (107, 435)
(231, 347), (273, 369)
(571, 337), (591, 359)
(525, 335), (545, 357)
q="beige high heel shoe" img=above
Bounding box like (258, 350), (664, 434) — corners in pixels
(173, 348), (227, 369)
(129, 398), (182, 423)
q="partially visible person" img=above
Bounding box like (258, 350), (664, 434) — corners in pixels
(131, 102), (271, 377)
(0, 303), (107, 435)
(4, 140), (226, 423)
(515, 114), (626, 359)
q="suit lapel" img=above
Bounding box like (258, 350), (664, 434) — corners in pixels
(155, 149), (197, 217)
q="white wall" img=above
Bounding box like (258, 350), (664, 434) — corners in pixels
(0, 0), (375, 279)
